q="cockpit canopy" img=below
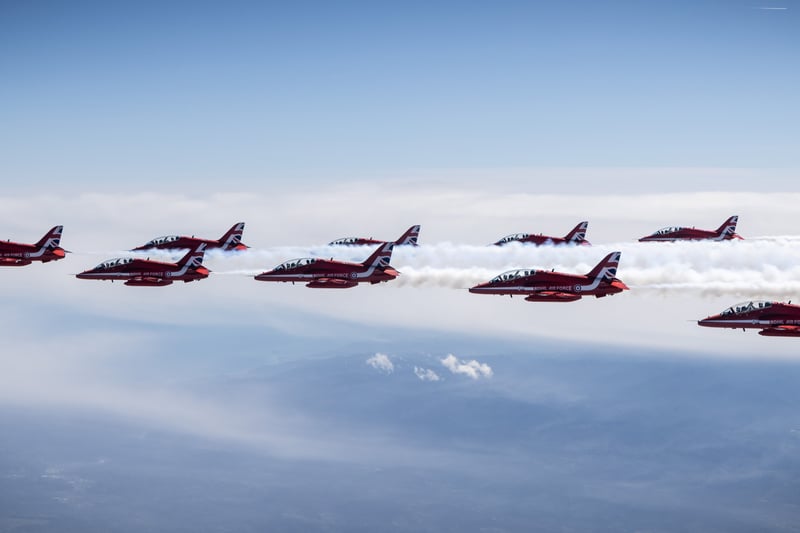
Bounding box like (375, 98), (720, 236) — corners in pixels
(330, 237), (359, 245)
(144, 235), (181, 246)
(490, 269), (538, 283)
(719, 300), (773, 316)
(653, 227), (685, 235)
(94, 257), (134, 270)
(273, 257), (317, 271)
(497, 233), (530, 244)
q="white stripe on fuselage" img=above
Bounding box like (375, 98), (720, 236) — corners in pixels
(702, 319), (800, 326)
(83, 263), (197, 279)
(274, 264), (386, 281)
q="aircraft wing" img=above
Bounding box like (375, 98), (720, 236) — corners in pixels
(524, 291), (582, 302)
(0, 257), (31, 266)
(306, 277), (358, 289)
(125, 276), (173, 287)
(759, 325), (800, 337)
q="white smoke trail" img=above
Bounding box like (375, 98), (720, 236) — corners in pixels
(71, 239), (800, 298)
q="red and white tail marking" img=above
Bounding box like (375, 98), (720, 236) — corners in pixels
(219, 222), (245, 248)
(586, 251), (621, 282)
(714, 216), (738, 240)
(394, 225), (421, 246)
(177, 243), (207, 268)
(363, 242), (394, 268)
(564, 221), (588, 243)
(36, 226), (63, 250)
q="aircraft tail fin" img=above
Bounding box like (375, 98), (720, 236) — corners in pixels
(394, 225), (421, 246)
(586, 251), (621, 282)
(218, 222), (246, 249)
(35, 226), (63, 250)
(563, 221), (589, 243)
(714, 216), (738, 239)
(177, 243), (207, 267)
(362, 242), (394, 268)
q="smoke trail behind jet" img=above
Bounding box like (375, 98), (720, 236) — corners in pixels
(108, 239), (800, 298)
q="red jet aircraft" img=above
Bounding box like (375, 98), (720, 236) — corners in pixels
(469, 252), (627, 302)
(493, 221), (590, 246)
(255, 242), (398, 288)
(132, 222), (248, 251)
(329, 225), (420, 246)
(698, 300), (800, 337)
(76, 244), (209, 286)
(0, 226), (66, 266)
(639, 216), (741, 242)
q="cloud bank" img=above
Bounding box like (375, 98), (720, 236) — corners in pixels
(440, 354), (493, 380)
(4, 188), (800, 357)
(366, 353), (394, 374)
(414, 367), (441, 382)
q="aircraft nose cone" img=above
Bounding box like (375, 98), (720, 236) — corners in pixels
(469, 283), (487, 293)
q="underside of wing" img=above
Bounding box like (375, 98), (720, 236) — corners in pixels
(0, 257), (32, 266)
(306, 278), (358, 289)
(759, 325), (800, 337)
(524, 291), (581, 302)
(124, 276), (173, 287)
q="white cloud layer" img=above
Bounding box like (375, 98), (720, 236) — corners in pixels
(366, 353), (394, 374)
(440, 354), (493, 380)
(3, 187), (800, 358)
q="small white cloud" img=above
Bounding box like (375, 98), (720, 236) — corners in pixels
(440, 354), (493, 380)
(414, 367), (440, 382)
(366, 353), (394, 374)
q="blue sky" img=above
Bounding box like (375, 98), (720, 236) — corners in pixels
(1, 1), (798, 187)
(2, 2), (800, 531)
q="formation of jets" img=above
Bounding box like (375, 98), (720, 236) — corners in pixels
(4, 216), (796, 337)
